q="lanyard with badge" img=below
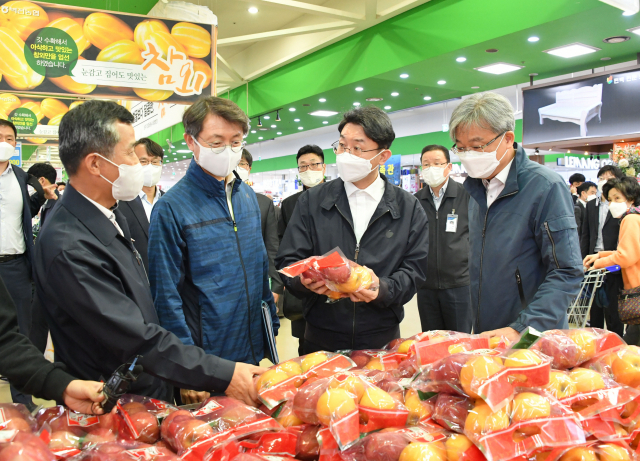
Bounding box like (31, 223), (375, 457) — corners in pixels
(446, 208), (458, 233)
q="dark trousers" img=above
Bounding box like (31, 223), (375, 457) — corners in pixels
(0, 255), (34, 407)
(590, 273), (625, 337)
(30, 295), (49, 353)
(291, 319), (305, 357)
(417, 285), (473, 333)
(303, 324), (401, 355)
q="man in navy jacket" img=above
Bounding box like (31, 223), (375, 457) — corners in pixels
(450, 93), (583, 342)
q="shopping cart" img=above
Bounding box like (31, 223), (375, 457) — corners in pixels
(567, 265), (621, 328)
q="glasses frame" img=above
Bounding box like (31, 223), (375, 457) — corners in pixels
(452, 132), (506, 155)
(421, 162), (449, 170)
(139, 159), (163, 166)
(297, 162), (324, 173)
(196, 136), (246, 154)
(331, 140), (383, 156)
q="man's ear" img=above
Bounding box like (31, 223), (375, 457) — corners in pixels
(84, 153), (103, 177)
(379, 149), (392, 165)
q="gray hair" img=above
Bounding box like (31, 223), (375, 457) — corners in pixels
(449, 92), (515, 142)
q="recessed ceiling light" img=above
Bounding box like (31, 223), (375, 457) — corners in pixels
(289, 108), (295, 112)
(384, 105), (391, 110)
(627, 26), (640, 36)
(353, 102), (360, 106)
(544, 42), (600, 58)
(319, 98), (326, 102)
(355, 87), (363, 91)
(366, 97), (383, 101)
(423, 96), (432, 100)
(400, 73), (409, 78)
(309, 110), (338, 116)
(322, 121), (328, 124)
(456, 57), (466, 62)
(248, 6), (258, 13)
(623, 11), (636, 16)
(258, 136), (263, 139)
(298, 127), (303, 130)
(528, 36), (540, 42)
(471, 86), (480, 89)
(277, 132), (282, 135)
(391, 92), (399, 96)
(475, 62), (525, 74)
(263, 115), (270, 119)
(271, 125), (276, 128)
(294, 118), (300, 122)
(603, 35), (630, 43)
(437, 80), (446, 85)
(251, 130), (256, 133)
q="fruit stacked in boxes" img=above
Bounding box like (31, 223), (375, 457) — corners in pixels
(7, 328), (640, 460)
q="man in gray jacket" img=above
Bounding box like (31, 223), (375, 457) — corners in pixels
(450, 93), (583, 342)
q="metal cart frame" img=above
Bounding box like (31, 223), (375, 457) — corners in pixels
(567, 266), (621, 329)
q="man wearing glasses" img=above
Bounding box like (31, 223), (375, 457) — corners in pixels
(414, 145), (472, 333)
(148, 97), (278, 405)
(117, 137), (165, 271)
(450, 92), (582, 342)
(276, 106), (429, 352)
(277, 145), (326, 355)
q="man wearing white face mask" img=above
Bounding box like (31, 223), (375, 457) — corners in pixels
(414, 145), (472, 333)
(451, 92), (583, 342)
(148, 97), (278, 405)
(276, 106), (429, 352)
(35, 100), (266, 406)
(574, 181), (597, 238)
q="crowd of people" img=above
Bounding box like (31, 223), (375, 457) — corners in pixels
(1, 90), (638, 413)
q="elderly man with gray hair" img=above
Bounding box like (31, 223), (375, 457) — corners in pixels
(450, 92), (583, 342)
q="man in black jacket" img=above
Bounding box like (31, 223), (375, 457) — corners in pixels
(276, 106), (429, 352)
(0, 276), (105, 415)
(27, 162), (59, 228)
(581, 165), (624, 336)
(569, 173), (585, 205)
(0, 120), (55, 409)
(34, 100), (265, 405)
(414, 145), (472, 332)
(277, 145), (326, 355)
(117, 138), (165, 272)
(574, 181), (597, 237)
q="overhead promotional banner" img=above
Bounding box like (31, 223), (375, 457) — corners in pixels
(0, 1), (216, 104)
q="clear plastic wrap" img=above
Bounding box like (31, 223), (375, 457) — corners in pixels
(116, 395), (178, 445)
(66, 440), (179, 461)
(1, 403), (37, 433)
(0, 431), (55, 461)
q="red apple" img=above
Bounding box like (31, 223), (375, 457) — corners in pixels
(363, 431), (410, 461)
(387, 338), (404, 350)
(320, 265), (351, 283)
(81, 442), (127, 461)
(301, 268), (324, 282)
(350, 351), (371, 369)
(173, 419), (215, 451)
(121, 402), (147, 415)
(81, 428), (116, 448)
(49, 430), (81, 450)
(534, 335), (581, 370)
(161, 410), (192, 441)
(129, 411), (159, 444)
(0, 432), (53, 461)
(96, 412), (115, 431)
(293, 380), (328, 425)
(296, 425), (320, 461)
(434, 394), (470, 432)
(428, 355), (469, 393)
(219, 405), (258, 429)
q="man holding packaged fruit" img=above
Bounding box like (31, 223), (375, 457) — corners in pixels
(275, 106), (429, 353)
(449, 92), (583, 342)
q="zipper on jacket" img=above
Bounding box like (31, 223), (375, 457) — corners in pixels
(475, 191), (517, 332)
(435, 210), (440, 288)
(515, 268), (527, 312)
(228, 189), (259, 365)
(544, 222), (559, 268)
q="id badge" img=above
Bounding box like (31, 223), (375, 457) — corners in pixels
(446, 214), (458, 233)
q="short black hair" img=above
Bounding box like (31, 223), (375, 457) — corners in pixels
(27, 162), (57, 185)
(338, 106), (395, 149)
(0, 119), (17, 138)
(569, 173), (586, 184)
(56, 181), (66, 187)
(603, 177), (640, 206)
(296, 145), (324, 163)
(598, 164), (624, 180)
(133, 138), (164, 160)
(59, 100), (134, 176)
(183, 97), (250, 139)
(577, 181), (597, 196)
(421, 144), (450, 163)
(241, 148), (253, 168)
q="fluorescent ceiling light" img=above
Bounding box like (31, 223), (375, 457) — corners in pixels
(298, 127), (303, 130)
(309, 110), (338, 116)
(277, 132), (282, 135)
(355, 87), (363, 91)
(384, 105), (391, 109)
(475, 62), (525, 74)
(177, 150), (191, 153)
(322, 121), (328, 124)
(258, 137), (263, 139)
(456, 57), (466, 62)
(391, 92), (399, 96)
(400, 73), (409, 78)
(528, 36), (540, 42)
(289, 108), (295, 112)
(628, 25), (640, 35)
(544, 42), (600, 58)
(248, 6), (258, 13)
(271, 125), (276, 128)
(437, 80), (446, 85)
(251, 130), (256, 133)
(319, 98), (326, 102)
(423, 96), (432, 101)
(353, 102), (360, 106)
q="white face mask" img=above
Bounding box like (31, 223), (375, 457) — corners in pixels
(421, 166), (448, 187)
(236, 166), (250, 182)
(336, 150), (384, 183)
(597, 179), (607, 194)
(586, 194), (597, 202)
(299, 169), (324, 188)
(97, 154), (144, 201)
(193, 138), (242, 178)
(142, 164), (162, 187)
(609, 201), (630, 219)
(0, 142), (15, 162)
(456, 134), (507, 179)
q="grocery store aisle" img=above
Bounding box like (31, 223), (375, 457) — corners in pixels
(0, 296), (420, 405)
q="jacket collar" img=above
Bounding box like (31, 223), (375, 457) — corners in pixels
(464, 142), (524, 209)
(185, 159), (242, 197)
(417, 177), (458, 207)
(61, 184), (131, 246)
(320, 174), (401, 220)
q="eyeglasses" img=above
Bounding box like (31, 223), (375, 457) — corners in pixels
(452, 132), (506, 155)
(238, 161), (250, 169)
(298, 162), (324, 173)
(332, 140), (382, 156)
(196, 136), (246, 154)
(139, 159), (163, 166)
(421, 162), (449, 170)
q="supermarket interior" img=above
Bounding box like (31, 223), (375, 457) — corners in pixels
(3, 0), (640, 460)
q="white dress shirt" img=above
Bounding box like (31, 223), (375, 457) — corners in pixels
(0, 164), (26, 255)
(344, 174), (386, 243)
(430, 177), (450, 211)
(226, 178), (235, 222)
(482, 159), (514, 208)
(594, 199), (609, 252)
(77, 191), (124, 237)
(139, 186), (161, 221)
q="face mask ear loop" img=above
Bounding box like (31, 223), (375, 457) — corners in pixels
(494, 133), (508, 163)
